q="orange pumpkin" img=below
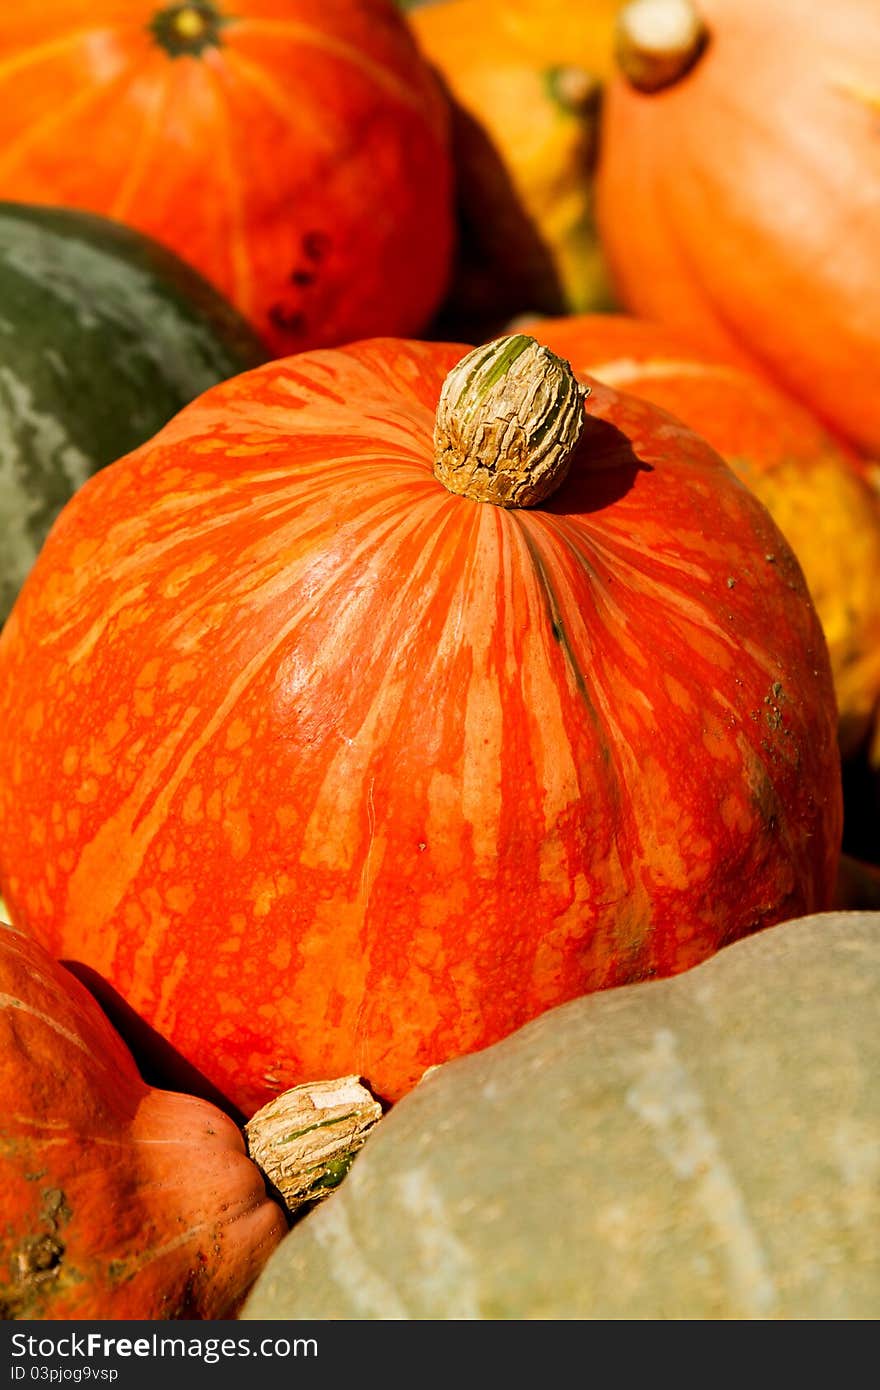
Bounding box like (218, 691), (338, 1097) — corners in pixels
(596, 0), (880, 454)
(0, 918), (285, 1320)
(0, 335), (841, 1112)
(0, 1), (453, 355)
(525, 312), (880, 761)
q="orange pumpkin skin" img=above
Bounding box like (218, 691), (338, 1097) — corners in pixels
(0, 339), (841, 1111)
(526, 313), (880, 760)
(596, 0), (880, 455)
(0, 1), (453, 356)
(0, 920), (285, 1320)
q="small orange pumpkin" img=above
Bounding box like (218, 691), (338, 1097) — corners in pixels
(0, 919), (285, 1319)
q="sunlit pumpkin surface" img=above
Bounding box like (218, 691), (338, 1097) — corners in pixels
(0, 0), (454, 354)
(0, 339), (841, 1110)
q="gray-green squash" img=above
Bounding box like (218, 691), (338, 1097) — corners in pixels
(241, 911), (880, 1320)
(0, 201), (266, 623)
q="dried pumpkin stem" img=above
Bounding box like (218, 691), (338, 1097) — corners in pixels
(245, 1076), (383, 1217)
(433, 334), (588, 508)
(616, 0), (708, 94)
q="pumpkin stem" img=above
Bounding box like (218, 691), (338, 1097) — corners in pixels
(544, 65), (602, 119)
(615, 0), (708, 94)
(244, 1076), (383, 1218)
(433, 335), (589, 508)
(149, 2), (228, 57)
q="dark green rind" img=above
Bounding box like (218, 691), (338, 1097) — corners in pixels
(241, 911), (880, 1320)
(0, 201), (266, 623)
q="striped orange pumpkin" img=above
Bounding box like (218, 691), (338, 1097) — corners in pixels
(0, 1), (453, 355)
(0, 918), (285, 1320)
(0, 336), (842, 1110)
(525, 312), (880, 763)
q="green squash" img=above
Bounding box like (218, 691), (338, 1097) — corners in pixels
(0, 201), (266, 623)
(241, 910), (880, 1320)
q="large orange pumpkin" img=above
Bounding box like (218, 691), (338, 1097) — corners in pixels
(595, 0), (880, 455)
(0, 335), (841, 1112)
(0, 918), (285, 1320)
(525, 312), (880, 762)
(0, 1), (453, 355)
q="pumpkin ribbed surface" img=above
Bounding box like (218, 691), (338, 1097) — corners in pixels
(526, 313), (880, 761)
(0, 1), (453, 354)
(596, 0), (880, 454)
(0, 919), (285, 1320)
(0, 338), (841, 1111)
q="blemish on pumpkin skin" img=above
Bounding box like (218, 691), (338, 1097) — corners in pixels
(268, 305), (307, 337)
(302, 230), (330, 262)
(761, 681), (788, 734)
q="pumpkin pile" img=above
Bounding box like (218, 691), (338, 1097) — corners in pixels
(0, 0), (877, 1322)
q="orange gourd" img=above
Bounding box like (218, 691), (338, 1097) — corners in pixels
(0, 1), (454, 355)
(0, 335), (842, 1112)
(596, 0), (880, 454)
(0, 919), (285, 1320)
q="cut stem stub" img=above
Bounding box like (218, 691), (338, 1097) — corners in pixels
(433, 334), (589, 509)
(616, 0), (708, 94)
(245, 1076), (383, 1217)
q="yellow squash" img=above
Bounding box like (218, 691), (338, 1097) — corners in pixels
(408, 0), (624, 336)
